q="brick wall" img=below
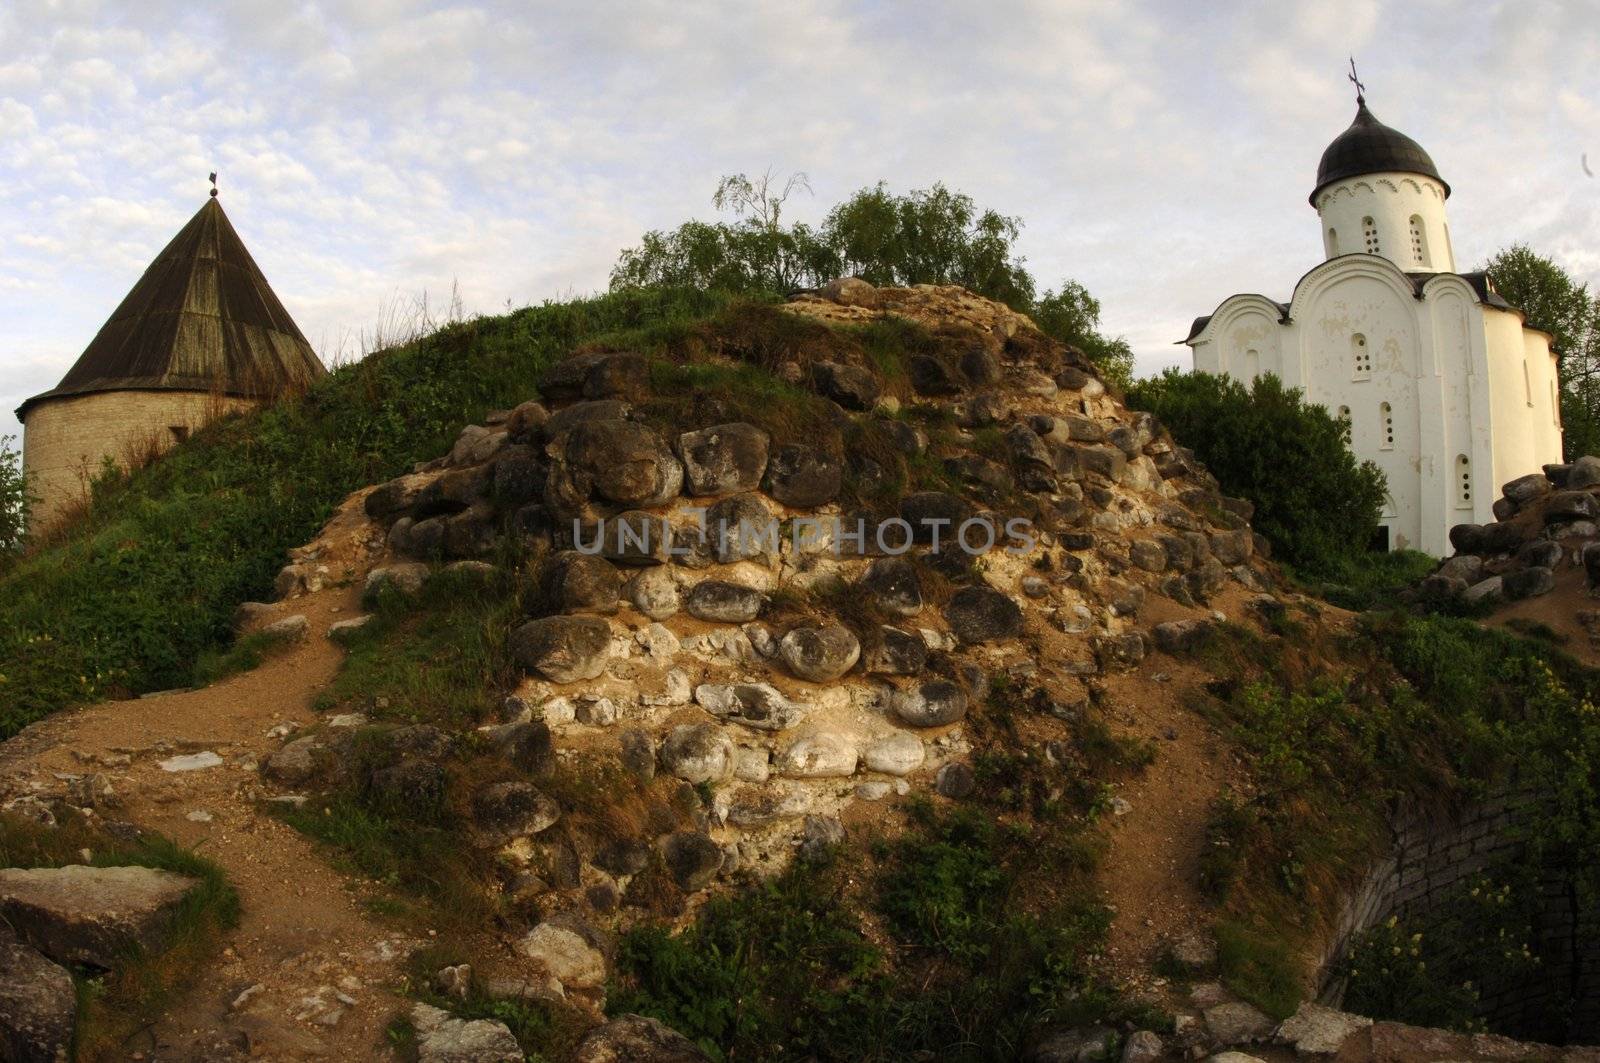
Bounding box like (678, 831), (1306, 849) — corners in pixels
(1319, 789), (1600, 1044)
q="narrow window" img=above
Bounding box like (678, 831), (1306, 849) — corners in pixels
(1456, 454), (1472, 509)
(1380, 402), (1394, 449)
(1363, 216), (1379, 254)
(1337, 405), (1352, 442)
(1244, 348), (1260, 382)
(1352, 334), (1371, 378)
(1327, 228), (1340, 256)
(1553, 380), (1561, 425)
(1524, 360), (1533, 406)
(1409, 215), (1429, 266)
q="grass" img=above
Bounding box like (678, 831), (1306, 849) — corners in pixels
(1190, 611), (1600, 1027)
(189, 625), (302, 687)
(0, 812), (240, 1059)
(1290, 548), (1438, 612)
(392, 944), (590, 1062)
(0, 286), (730, 739)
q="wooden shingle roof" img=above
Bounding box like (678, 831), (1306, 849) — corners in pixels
(17, 196), (326, 419)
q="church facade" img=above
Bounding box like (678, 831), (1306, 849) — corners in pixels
(1184, 94), (1562, 556)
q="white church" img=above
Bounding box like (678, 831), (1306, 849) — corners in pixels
(1184, 86), (1563, 556)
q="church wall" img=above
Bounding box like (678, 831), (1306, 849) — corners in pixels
(1428, 285), (1496, 535)
(1299, 274), (1424, 550)
(21, 390), (260, 533)
(1214, 308), (1283, 385)
(1315, 173), (1452, 272)
(1482, 308), (1555, 491)
(1522, 329), (1563, 465)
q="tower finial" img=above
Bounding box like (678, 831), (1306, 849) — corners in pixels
(208, 171), (218, 199)
(1348, 57), (1366, 105)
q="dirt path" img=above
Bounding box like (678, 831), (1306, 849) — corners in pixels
(0, 580), (417, 1061)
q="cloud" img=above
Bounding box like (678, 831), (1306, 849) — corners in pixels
(1, 0), (1597, 450)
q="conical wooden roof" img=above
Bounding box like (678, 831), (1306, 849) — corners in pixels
(17, 196), (326, 418)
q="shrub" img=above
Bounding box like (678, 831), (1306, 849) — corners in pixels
(0, 433), (29, 568)
(1128, 370), (1387, 577)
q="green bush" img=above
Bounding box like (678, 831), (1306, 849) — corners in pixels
(0, 287), (727, 738)
(1127, 370), (1387, 577)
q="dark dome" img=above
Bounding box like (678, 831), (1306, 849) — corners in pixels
(1310, 98), (1448, 205)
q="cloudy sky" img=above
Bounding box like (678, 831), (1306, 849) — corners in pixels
(3, 0), (1598, 444)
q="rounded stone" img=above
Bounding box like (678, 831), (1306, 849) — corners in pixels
(684, 580), (765, 623)
(890, 680), (969, 728)
(862, 732), (925, 776)
(658, 724), (735, 784)
(943, 585), (1024, 644)
(778, 624), (861, 682)
(509, 616), (613, 683)
(777, 732), (858, 778)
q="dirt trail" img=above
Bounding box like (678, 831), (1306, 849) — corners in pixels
(0, 580), (417, 1061)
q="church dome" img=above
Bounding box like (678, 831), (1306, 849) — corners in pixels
(1310, 99), (1448, 205)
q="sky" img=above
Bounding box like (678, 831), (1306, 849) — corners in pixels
(3, 0), (1599, 446)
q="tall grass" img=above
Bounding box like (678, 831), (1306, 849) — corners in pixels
(0, 287), (729, 738)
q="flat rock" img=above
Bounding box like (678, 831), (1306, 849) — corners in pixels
(694, 683), (808, 731)
(509, 616), (613, 683)
(1204, 1001), (1274, 1046)
(1274, 1002), (1371, 1055)
(519, 921), (606, 990)
(777, 731), (858, 778)
(0, 935), (75, 1063)
(0, 864), (199, 968)
(157, 751), (222, 772)
(411, 1002), (522, 1063)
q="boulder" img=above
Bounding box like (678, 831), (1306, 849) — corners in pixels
(684, 580), (765, 623)
(1092, 633), (1147, 671)
(899, 492), (974, 543)
(488, 719), (553, 774)
(860, 557), (923, 616)
(411, 1003), (523, 1063)
(1435, 554), (1483, 584)
(1210, 529), (1253, 566)
(619, 729), (656, 782)
(0, 865), (198, 969)
(660, 832), (723, 891)
(1567, 455), (1600, 489)
(472, 782), (560, 845)
(693, 683), (809, 731)
(509, 616), (613, 683)
(573, 1014), (711, 1063)
(864, 626), (929, 675)
(519, 920), (606, 990)
(677, 423), (770, 497)
(763, 444), (842, 508)
(1153, 619), (1214, 655)
(812, 361), (881, 410)
(0, 935), (75, 1063)
(1544, 490), (1598, 523)
(547, 419), (683, 512)
(1501, 472), (1551, 506)
(368, 759), (447, 816)
(491, 443), (545, 507)
(861, 732), (925, 776)
(364, 562), (431, 603)
(1462, 575), (1504, 605)
(1122, 1030), (1164, 1063)
(1274, 1002), (1372, 1056)
(658, 724), (736, 784)
(777, 732), (858, 778)
(1417, 573), (1467, 602)
(704, 493), (777, 563)
(544, 399), (631, 438)
(935, 762), (976, 798)
(1023, 1025), (1116, 1063)
(1502, 566), (1555, 600)
(1516, 538), (1563, 569)
(539, 551), (622, 614)
(1130, 540), (1168, 572)
(778, 624), (861, 682)
(262, 734), (326, 786)
(890, 680), (969, 727)
(943, 585), (1024, 644)
(1204, 1001), (1275, 1045)
(1585, 541), (1600, 588)
(624, 568), (681, 620)
(1448, 523), (1485, 554)
(1076, 445), (1127, 481)
(586, 511), (673, 566)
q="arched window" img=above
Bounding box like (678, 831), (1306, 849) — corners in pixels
(1244, 348), (1260, 382)
(1456, 454), (1472, 509)
(1327, 228), (1340, 256)
(1352, 334), (1371, 378)
(1380, 402), (1394, 449)
(1363, 216), (1379, 254)
(1409, 215), (1429, 266)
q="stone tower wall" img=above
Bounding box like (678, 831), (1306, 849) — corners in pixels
(21, 390), (260, 533)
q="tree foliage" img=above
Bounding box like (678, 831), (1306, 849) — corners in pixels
(1128, 370), (1388, 576)
(1480, 243), (1600, 459)
(612, 173), (1132, 386)
(0, 435), (30, 566)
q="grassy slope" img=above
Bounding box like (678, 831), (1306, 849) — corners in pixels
(0, 287), (730, 738)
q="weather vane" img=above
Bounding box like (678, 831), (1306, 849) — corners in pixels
(209, 171), (218, 198)
(1348, 57), (1366, 104)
